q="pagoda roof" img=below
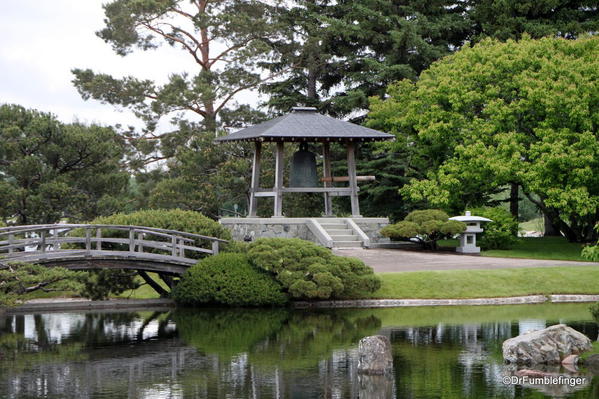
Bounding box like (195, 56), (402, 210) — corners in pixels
(215, 107), (394, 143)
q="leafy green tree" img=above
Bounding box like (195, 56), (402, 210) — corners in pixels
(0, 104), (129, 224)
(369, 36), (599, 242)
(469, 207), (519, 250)
(380, 210), (466, 250)
(0, 262), (85, 306)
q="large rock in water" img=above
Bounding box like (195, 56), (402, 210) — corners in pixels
(503, 324), (592, 365)
(357, 335), (393, 375)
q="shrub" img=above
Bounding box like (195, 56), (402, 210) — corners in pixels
(470, 207), (519, 250)
(173, 253), (288, 306)
(381, 209), (466, 249)
(582, 224), (599, 261)
(590, 302), (599, 324)
(247, 238), (381, 300)
(89, 208), (231, 241)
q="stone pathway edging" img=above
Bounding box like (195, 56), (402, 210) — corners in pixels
(293, 294), (599, 309)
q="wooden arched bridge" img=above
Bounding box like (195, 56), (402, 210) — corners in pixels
(0, 224), (227, 294)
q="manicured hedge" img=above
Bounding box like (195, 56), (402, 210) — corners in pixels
(90, 208), (231, 240)
(247, 238), (381, 300)
(173, 253), (288, 306)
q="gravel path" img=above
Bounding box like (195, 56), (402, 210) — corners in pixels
(333, 248), (599, 272)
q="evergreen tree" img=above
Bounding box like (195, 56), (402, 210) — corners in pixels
(262, 0), (472, 116)
(0, 104), (129, 224)
(470, 0), (599, 41)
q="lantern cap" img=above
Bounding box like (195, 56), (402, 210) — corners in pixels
(449, 211), (492, 223)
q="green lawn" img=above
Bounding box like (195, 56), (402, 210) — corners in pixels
(482, 236), (588, 261)
(372, 266), (599, 299)
(439, 236), (589, 261)
(20, 273), (169, 301)
(519, 217), (544, 232)
(117, 273), (169, 299)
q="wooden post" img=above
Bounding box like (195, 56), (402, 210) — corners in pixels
(8, 234), (14, 254)
(211, 240), (219, 255)
(129, 228), (135, 252)
(137, 233), (144, 253)
(40, 231), (47, 253)
(178, 238), (185, 257)
(53, 228), (59, 251)
(96, 229), (102, 250)
(171, 236), (177, 256)
(346, 142), (361, 217)
(248, 141), (262, 217)
(322, 142), (333, 216)
(85, 228), (91, 253)
(274, 141), (285, 217)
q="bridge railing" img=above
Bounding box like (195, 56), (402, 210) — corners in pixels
(0, 224), (228, 260)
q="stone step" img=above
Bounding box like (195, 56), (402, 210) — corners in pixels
(314, 218), (350, 223)
(325, 229), (354, 235)
(320, 223), (347, 229)
(328, 234), (357, 241)
(332, 241), (363, 248)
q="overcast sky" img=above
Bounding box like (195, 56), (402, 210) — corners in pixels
(0, 1), (257, 130)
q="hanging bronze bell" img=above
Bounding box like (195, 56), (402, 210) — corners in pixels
(290, 143), (318, 187)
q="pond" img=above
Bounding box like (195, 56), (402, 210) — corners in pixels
(1, 303), (597, 398)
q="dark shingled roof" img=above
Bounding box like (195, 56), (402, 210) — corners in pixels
(215, 107), (394, 143)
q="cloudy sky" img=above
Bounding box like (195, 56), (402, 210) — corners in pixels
(0, 1), (256, 129)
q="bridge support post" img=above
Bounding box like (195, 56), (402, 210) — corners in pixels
(138, 270), (170, 298)
(159, 273), (174, 290)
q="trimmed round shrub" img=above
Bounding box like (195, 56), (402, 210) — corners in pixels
(173, 253), (288, 306)
(380, 209), (466, 249)
(470, 207), (519, 250)
(247, 238), (381, 300)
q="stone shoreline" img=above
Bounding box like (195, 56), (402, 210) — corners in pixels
(2, 294), (599, 314)
(293, 294), (599, 309)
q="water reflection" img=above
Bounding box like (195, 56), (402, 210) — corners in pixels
(0, 304), (598, 398)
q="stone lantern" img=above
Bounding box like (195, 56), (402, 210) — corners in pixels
(448, 211), (492, 254)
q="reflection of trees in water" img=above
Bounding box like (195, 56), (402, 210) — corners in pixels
(391, 321), (599, 399)
(1, 309), (384, 399)
(2, 309), (598, 399)
(174, 309), (382, 398)
(0, 310), (177, 378)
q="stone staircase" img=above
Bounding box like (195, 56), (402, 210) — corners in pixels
(318, 219), (363, 248)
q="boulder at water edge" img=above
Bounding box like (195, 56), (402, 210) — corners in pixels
(502, 324), (592, 365)
(357, 335), (393, 375)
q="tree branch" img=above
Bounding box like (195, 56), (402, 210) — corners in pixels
(140, 22), (206, 68)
